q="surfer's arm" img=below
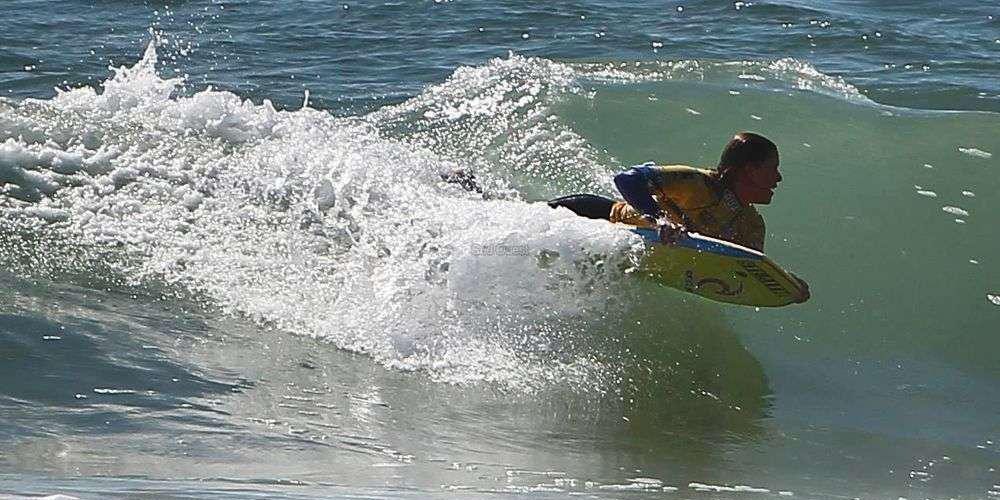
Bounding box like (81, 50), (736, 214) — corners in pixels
(743, 220), (765, 252)
(613, 164), (663, 220)
(728, 209), (765, 251)
(613, 164), (689, 244)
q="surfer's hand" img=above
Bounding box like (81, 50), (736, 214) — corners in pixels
(790, 273), (811, 303)
(657, 220), (687, 246)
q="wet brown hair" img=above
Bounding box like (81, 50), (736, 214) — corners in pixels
(716, 132), (778, 183)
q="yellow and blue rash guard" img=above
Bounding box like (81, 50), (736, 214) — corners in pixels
(611, 163), (766, 251)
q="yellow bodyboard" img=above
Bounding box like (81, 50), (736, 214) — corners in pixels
(632, 228), (807, 307)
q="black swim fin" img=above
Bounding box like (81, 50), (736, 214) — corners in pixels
(547, 194), (615, 221)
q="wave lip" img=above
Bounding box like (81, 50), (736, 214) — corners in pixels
(573, 57), (871, 104)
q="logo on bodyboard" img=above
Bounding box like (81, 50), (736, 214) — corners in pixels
(737, 260), (789, 297)
(684, 270), (744, 297)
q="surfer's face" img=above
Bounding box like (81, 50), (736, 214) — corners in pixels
(737, 154), (782, 205)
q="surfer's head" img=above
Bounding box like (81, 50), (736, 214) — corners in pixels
(718, 132), (781, 205)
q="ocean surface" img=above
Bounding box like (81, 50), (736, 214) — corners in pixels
(1, 1), (998, 499)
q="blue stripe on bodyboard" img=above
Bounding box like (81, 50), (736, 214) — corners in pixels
(631, 228), (763, 260)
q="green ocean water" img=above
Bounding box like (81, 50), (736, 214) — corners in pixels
(562, 80), (999, 374)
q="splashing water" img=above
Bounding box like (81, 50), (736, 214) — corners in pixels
(0, 44), (657, 392)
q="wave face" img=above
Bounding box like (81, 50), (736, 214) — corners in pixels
(1, 43), (926, 391)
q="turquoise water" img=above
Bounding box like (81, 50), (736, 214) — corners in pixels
(1, 1), (998, 499)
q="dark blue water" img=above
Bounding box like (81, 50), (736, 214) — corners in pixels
(3, 0), (999, 112)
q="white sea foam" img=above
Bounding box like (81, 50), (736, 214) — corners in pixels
(368, 52), (609, 198)
(0, 44), (644, 391)
(689, 481), (770, 493)
(958, 147), (992, 159)
(93, 388), (137, 395)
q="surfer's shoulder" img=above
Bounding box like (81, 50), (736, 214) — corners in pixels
(736, 205), (766, 251)
(642, 164), (716, 189)
(646, 164), (710, 175)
